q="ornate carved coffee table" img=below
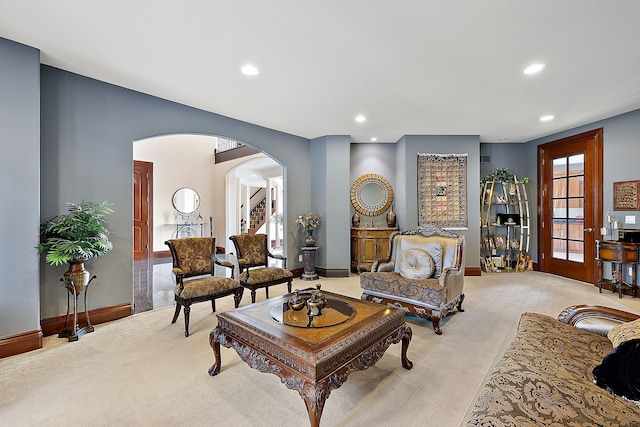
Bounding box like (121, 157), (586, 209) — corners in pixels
(208, 289), (413, 427)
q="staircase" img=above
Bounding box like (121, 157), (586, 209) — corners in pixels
(249, 198), (267, 233)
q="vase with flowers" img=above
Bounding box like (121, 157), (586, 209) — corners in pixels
(296, 211), (320, 246)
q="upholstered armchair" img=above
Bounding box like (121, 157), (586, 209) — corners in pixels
(360, 225), (465, 335)
(229, 234), (293, 303)
(165, 237), (244, 337)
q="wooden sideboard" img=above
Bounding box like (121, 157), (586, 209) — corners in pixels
(351, 227), (397, 273)
(596, 240), (639, 298)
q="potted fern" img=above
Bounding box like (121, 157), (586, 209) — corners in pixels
(37, 201), (113, 293)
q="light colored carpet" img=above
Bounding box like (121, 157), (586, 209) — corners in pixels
(2, 272), (640, 427)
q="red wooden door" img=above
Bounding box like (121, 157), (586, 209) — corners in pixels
(133, 161), (153, 260)
(538, 129), (603, 283)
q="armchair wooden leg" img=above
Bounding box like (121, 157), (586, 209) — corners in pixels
(172, 302), (182, 324)
(265, 287), (269, 300)
(233, 289), (243, 308)
(431, 316), (443, 335)
(250, 289), (257, 304)
(211, 299), (216, 312)
(184, 305), (191, 337)
(287, 280), (292, 293)
(457, 294), (465, 312)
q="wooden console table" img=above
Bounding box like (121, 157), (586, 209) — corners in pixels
(596, 240), (639, 298)
(351, 227), (397, 272)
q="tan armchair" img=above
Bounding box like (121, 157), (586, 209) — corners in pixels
(165, 237), (243, 337)
(360, 225), (465, 335)
(229, 234), (293, 303)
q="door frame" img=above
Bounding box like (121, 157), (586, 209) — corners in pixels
(537, 128), (603, 283)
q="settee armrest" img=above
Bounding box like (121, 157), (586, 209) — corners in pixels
(557, 304), (640, 337)
(372, 259), (394, 272)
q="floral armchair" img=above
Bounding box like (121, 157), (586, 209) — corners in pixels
(359, 225), (465, 335)
(229, 234), (293, 303)
(165, 237), (243, 337)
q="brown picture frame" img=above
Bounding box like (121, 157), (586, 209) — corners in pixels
(613, 180), (640, 210)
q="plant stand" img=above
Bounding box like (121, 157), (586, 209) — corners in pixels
(301, 246), (319, 281)
(59, 275), (97, 341)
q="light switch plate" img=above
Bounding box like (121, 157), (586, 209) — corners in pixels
(625, 215), (636, 224)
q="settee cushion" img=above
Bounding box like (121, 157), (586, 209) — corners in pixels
(608, 318), (640, 347)
(397, 249), (435, 279)
(593, 338), (640, 402)
(466, 312), (640, 426)
(394, 236), (443, 277)
(175, 277), (239, 299)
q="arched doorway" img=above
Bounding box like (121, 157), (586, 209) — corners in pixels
(132, 133), (284, 313)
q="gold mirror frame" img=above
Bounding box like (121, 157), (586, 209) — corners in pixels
(350, 173), (393, 216)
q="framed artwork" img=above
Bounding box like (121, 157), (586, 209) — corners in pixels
(509, 238), (520, 249)
(417, 153), (468, 228)
(613, 180), (640, 210)
(493, 234), (506, 249)
(484, 236), (495, 250)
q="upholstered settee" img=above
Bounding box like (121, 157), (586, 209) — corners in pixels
(360, 225), (465, 335)
(466, 305), (640, 426)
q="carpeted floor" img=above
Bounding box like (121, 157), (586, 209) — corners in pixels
(2, 272), (640, 426)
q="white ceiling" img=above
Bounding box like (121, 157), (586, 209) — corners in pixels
(2, 1), (640, 143)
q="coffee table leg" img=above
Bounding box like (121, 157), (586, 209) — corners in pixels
(301, 382), (328, 427)
(401, 325), (413, 370)
(208, 327), (222, 376)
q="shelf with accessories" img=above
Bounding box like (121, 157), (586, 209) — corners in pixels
(480, 174), (530, 272)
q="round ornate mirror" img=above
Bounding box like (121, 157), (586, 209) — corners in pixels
(350, 174), (393, 216)
(172, 187), (201, 215)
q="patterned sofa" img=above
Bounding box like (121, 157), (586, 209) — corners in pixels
(466, 305), (640, 426)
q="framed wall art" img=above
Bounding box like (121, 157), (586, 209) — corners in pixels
(417, 153), (468, 228)
(613, 180), (640, 210)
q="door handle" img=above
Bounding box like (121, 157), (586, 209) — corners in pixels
(584, 228), (594, 232)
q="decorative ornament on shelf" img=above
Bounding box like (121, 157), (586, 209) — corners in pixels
(480, 167), (529, 189)
(386, 205), (396, 228)
(296, 210), (320, 246)
(352, 212), (361, 227)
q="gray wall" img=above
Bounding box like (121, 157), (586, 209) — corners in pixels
(39, 65), (311, 319)
(350, 136), (481, 270)
(397, 135), (481, 269)
(0, 39), (41, 338)
(310, 136), (351, 271)
(350, 143), (397, 227)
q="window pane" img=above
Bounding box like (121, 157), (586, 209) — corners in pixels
(568, 220), (584, 241)
(553, 199), (567, 219)
(553, 177), (567, 198)
(568, 154), (584, 176)
(553, 239), (567, 259)
(568, 176), (584, 197)
(553, 219), (567, 238)
(568, 204), (584, 220)
(568, 240), (584, 262)
(553, 157), (567, 177)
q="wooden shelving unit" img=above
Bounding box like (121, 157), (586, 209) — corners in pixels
(480, 175), (530, 272)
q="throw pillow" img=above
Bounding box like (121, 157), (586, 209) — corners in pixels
(397, 248), (435, 279)
(592, 338), (640, 401)
(608, 318), (640, 348)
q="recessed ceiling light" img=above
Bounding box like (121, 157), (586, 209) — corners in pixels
(540, 115), (554, 122)
(523, 63), (546, 75)
(241, 64), (259, 76)
(355, 115), (366, 123)
(370, 137), (377, 142)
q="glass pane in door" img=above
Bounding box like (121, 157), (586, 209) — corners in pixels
(552, 154), (585, 262)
